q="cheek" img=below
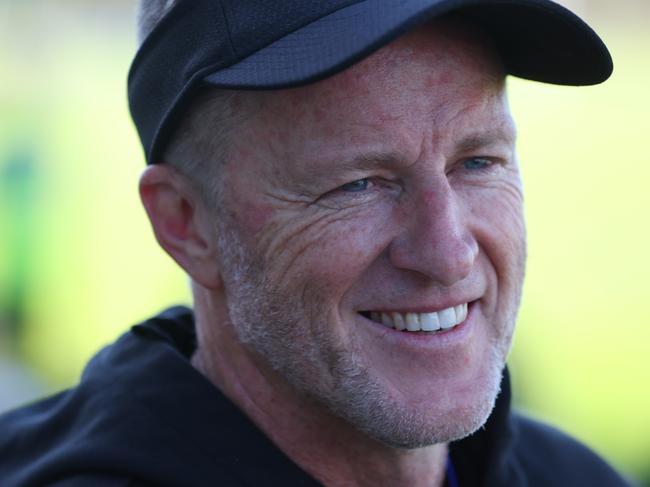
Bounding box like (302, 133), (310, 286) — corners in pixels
(238, 201), (276, 236)
(262, 208), (392, 293)
(484, 197), (525, 247)
(470, 178), (525, 242)
(467, 187), (525, 353)
(469, 184), (526, 278)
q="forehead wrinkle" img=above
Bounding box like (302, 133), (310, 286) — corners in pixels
(320, 150), (410, 174)
(424, 84), (515, 151)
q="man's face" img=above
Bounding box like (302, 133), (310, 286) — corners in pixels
(212, 22), (525, 448)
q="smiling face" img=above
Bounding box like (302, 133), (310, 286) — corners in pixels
(209, 21), (526, 448)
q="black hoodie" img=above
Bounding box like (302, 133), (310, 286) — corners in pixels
(0, 307), (631, 486)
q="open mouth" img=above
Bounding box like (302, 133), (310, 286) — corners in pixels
(360, 303), (470, 333)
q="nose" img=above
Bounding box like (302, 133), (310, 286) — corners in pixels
(388, 178), (478, 286)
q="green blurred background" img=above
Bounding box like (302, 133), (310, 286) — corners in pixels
(0, 0), (648, 484)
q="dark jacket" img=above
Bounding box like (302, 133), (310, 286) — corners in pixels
(0, 307), (631, 486)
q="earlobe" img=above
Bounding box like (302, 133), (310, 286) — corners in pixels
(139, 165), (222, 289)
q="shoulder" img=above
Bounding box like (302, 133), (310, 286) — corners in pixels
(0, 308), (266, 487)
(510, 413), (632, 486)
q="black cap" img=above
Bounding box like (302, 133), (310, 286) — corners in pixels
(128, 0), (613, 164)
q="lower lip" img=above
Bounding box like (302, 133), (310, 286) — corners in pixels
(359, 303), (477, 349)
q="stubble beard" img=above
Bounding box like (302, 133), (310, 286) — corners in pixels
(216, 223), (514, 449)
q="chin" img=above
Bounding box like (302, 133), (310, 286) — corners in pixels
(379, 379), (502, 449)
(318, 354), (505, 450)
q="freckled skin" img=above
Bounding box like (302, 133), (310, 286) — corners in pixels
(194, 20), (525, 487)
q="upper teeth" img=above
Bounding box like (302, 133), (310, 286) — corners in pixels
(369, 304), (468, 332)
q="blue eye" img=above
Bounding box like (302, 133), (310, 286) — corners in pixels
(340, 179), (370, 192)
(463, 158), (491, 170)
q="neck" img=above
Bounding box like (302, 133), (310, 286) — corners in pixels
(191, 293), (449, 487)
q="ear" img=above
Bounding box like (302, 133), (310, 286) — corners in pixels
(139, 164), (222, 289)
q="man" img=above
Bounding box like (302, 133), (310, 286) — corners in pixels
(0, 1), (632, 486)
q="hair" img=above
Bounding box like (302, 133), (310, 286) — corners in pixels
(136, 0), (176, 44)
(136, 0), (248, 206)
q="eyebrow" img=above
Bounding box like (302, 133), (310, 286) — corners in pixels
(311, 129), (517, 176)
(306, 150), (408, 179)
(454, 129), (516, 154)
(338, 151), (407, 170)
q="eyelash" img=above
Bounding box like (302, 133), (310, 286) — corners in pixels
(462, 157), (494, 172)
(339, 179), (371, 193)
(331, 157), (500, 198)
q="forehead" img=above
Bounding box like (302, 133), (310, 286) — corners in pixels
(227, 19), (513, 172)
(258, 19), (505, 112)
(351, 19), (505, 90)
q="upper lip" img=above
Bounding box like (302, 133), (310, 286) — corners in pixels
(360, 298), (480, 314)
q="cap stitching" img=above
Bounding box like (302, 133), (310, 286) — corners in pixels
(217, 0), (238, 59)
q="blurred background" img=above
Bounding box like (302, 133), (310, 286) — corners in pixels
(0, 0), (648, 484)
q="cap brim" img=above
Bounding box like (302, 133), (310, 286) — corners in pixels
(205, 0), (613, 89)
